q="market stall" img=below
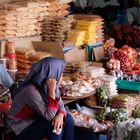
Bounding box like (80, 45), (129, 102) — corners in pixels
(0, 0), (140, 140)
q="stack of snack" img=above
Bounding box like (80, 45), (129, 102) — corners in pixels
(76, 20), (97, 45)
(100, 75), (118, 97)
(43, 15), (73, 42)
(16, 48), (35, 70)
(0, 2), (40, 38)
(64, 61), (92, 73)
(46, 1), (69, 18)
(67, 30), (85, 46)
(0, 0), (69, 39)
(110, 94), (135, 109)
(67, 14), (104, 45)
(16, 48), (52, 70)
(110, 94), (137, 117)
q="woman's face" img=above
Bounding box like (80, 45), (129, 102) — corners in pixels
(57, 74), (63, 87)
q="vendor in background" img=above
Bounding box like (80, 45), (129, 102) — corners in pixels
(7, 57), (74, 140)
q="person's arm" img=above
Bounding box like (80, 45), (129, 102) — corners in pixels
(23, 85), (59, 121)
(52, 97), (66, 131)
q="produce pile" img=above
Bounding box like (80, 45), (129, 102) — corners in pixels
(103, 38), (117, 58)
(133, 63), (140, 70)
(97, 107), (128, 123)
(114, 24), (140, 47)
(96, 87), (109, 107)
(113, 45), (137, 71)
(108, 118), (140, 140)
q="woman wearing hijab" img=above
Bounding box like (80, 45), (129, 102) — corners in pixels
(7, 57), (74, 140)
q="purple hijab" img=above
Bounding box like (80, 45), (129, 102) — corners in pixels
(12, 57), (65, 103)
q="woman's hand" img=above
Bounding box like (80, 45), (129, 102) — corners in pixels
(52, 113), (64, 131)
(46, 78), (57, 99)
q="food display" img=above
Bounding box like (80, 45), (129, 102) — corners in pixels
(67, 30), (86, 46)
(96, 107), (128, 123)
(103, 38), (117, 58)
(106, 59), (120, 70)
(106, 109), (128, 123)
(0, 5), (139, 139)
(133, 63), (140, 70)
(71, 110), (112, 132)
(99, 75), (118, 97)
(110, 94), (135, 109)
(96, 108), (107, 122)
(108, 118), (140, 140)
(114, 24), (140, 47)
(60, 80), (95, 98)
(64, 61), (92, 73)
(113, 45), (137, 71)
(67, 15), (104, 45)
(0, 0), (70, 39)
(96, 87), (109, 107)
(16, 48), (52, 70)
(43, 15), (74, 43)
(80, 66), (105, 78)
(74, 15), (104, 45)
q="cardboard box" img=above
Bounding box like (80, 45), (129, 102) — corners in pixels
(32, 41), (64, 59)
(32, 41), (88, 62)
(64, 46), (88, 62)
(92, 46), (105, 61)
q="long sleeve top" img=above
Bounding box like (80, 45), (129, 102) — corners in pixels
(7, 85), (66, 135)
